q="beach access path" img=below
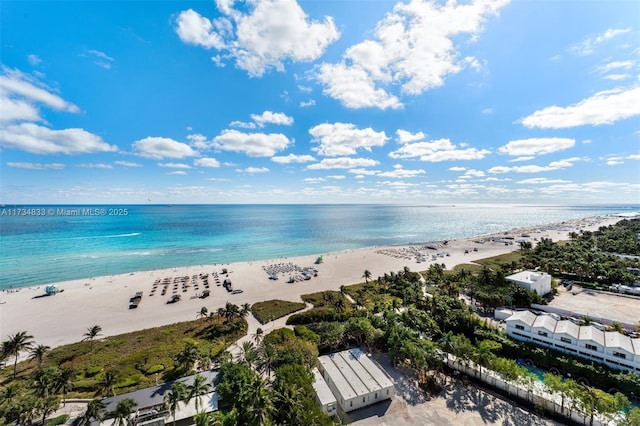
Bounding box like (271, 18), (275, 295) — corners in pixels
(0, 215), (621, 353)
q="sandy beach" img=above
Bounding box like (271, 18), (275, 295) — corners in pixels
(0, 215), (622, 352)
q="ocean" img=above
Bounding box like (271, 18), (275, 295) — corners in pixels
(0, 204), (636, 289)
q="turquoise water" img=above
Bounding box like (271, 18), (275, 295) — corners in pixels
(0, 204), (635, 289)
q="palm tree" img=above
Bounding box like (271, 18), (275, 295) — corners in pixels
(175, 343), (199, 373)
(242, 375), (275, 425)
(240, 341), (257, 366)
(197, 307), (209, 321)
(28, 344), (50, 370)
(188, 374), (212, 413)
(37, 395), (61, 426)
(362, 270), (372, 284)
(97, 369), (118, 397)
(333, 297), (346, 313)
(77, 399), (107, 426)
(256, 343), (277, 377)
(82, 325), (102, 351)
(4, 331), (34, 379)
(53, 368), (75, 406)
(606, 321), (625, 333)
(240, 303), (251, 318)
(252, 328), (264, 345)
(164, 382), (187, 426)
(112, 398), (137, 426)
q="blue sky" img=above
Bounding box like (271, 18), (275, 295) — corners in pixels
(1, 0), (638, 204)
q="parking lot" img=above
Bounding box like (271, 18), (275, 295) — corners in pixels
(548, 286), (640, 326)
(349, 354), (561, 426)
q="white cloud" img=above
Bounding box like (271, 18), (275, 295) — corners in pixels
(449, 166), (466, 172)
(85, 49), (115, 69)
(27, 54), (42, 66)
(167, 171), (188, 175)
(7, 162), (65, 170)
(187, 133), (210, 150)
(459, 169), (485, 178)
(300, 99), (315, 107)
(307, 157), (379, 170)
(271, 153), (316, 164)
(389, 138), (490, 162)
(0, 67), (79, 113)
(236, 166), (269, 174)
(348, 168), (379, 176)
(309, 122), (388, 156)
(194, 157), (221, 168)
(498, 137), (575, 156)
(604, 74), (631, 81)
(158, 162), (192, 169)
(212, 129), (291, 157)
(0, 123), (117, 155)
(229, 120), (257, 129)
(77, 163), (113, 169)
(328, 175), (345, 180)
(603, 154), (640, 165)
(510, 156), (535, 162)
(595, 60), (634, 74)
(317, 63), (402, 110)
(114, 161), (142, 168)
(174, 9), (227, 50)
(304, 177), (325, 183)
(488, 157), (584, 174)
(377, 165), (425, 178)
(569, 28), (631, 56)
(516, 178), (571, 185)
(396, 129), (426, 144)
(0, 96), (41, 123)
(481, 107), (493, 115)
(520, 87), (640, 129)
(250, 111), (294, 127)
(317, 0), (508, 109)
(132, 137), (198, 159)
(175, 0), (340, 77)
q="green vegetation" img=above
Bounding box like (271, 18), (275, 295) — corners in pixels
(250, 299), (306, 324)
(520, 219), (640, 286)
(0, 302), (249, 424)
(200, 330), (332, 425)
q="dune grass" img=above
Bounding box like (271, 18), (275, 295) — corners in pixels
(1, 315), (247, 398)
(251, 300), (306, 324)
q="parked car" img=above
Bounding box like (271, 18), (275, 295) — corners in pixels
(231, 289), (243, 294)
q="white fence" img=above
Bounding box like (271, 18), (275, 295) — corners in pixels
(444, 354), (627, 426)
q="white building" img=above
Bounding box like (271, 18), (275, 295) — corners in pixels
(312, 368), (337, 416)
(505, 310), (640, 373)
(506, 271), (552, 296)
(318, 348), (395, 412)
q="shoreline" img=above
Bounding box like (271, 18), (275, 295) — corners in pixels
(0, 214), (624, 352)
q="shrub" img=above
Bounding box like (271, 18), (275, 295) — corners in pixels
(85, 366), (103, 377)
(251, 300), (306, 324)
(146, 364), (165, 374)
(45, 415), (69, 426)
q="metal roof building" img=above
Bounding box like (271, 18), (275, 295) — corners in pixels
(312, 367), (337, 416)
(318, 348), (394, 413)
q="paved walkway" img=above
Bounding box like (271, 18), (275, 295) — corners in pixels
(229, 302), (314, 359)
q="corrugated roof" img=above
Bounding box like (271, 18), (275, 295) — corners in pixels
(312, 368), (336, 406)
(348, 349), (393, 389)
(319, 349), (394, 403)
(329, 352), (369, 396)
(319, 356), (356, 401)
